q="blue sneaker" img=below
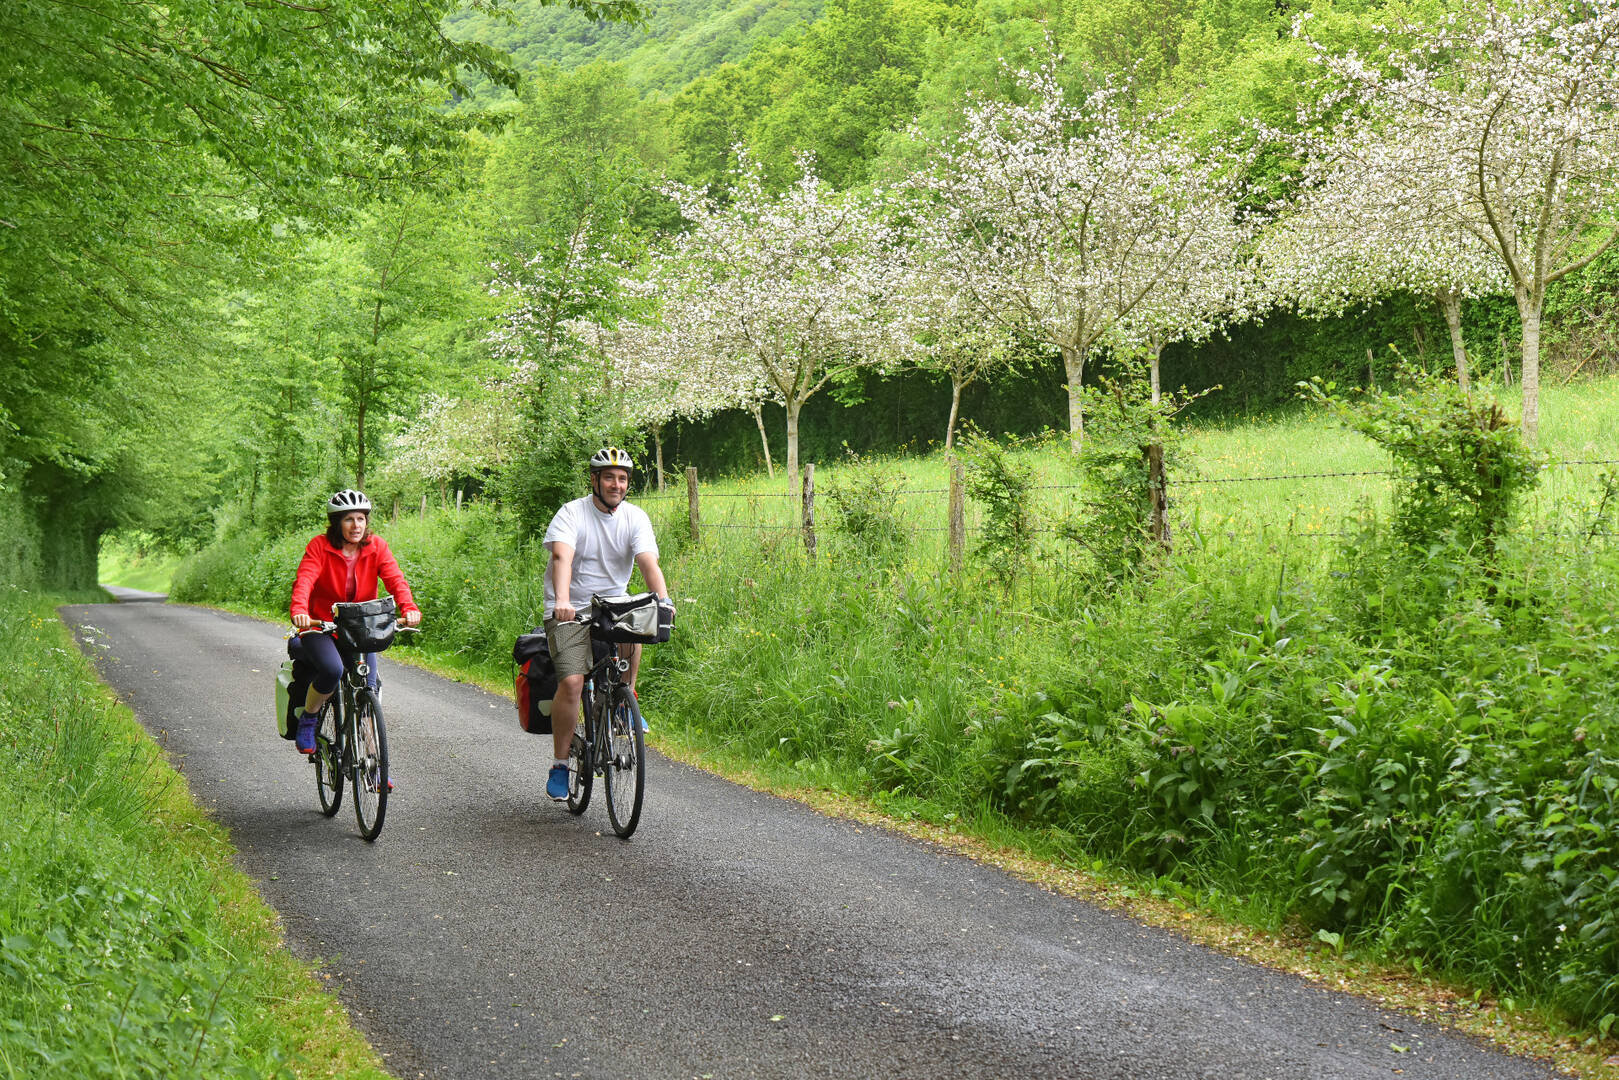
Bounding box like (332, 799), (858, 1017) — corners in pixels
(546, 764), (569, 801)
(295, 712), (317, 754)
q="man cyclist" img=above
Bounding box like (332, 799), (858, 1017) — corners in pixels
(542, 447), (673, 801)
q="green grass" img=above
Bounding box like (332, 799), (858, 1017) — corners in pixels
(98, 541), (182, 593)
(0, 585), (389, 1080)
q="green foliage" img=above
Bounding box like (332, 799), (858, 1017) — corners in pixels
(492, 396), (641, 539)
(1304, 369), (1543, 554)
(958, 429), (1037, 590)
(824, 455), (912, 561)
(443, 0), (818, 100)
(0, 589), (389, 1077)
(0, 486), (44, 588)
(1064, 372), (1211, 580)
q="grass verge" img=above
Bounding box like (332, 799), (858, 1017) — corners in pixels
(0, 584), (389, 1080)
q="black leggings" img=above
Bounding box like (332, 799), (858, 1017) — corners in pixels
(286, 631), (377, 697)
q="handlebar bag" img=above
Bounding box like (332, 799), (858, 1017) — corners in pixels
(590, 592), (672, 644)
(333, 597), (399, 653)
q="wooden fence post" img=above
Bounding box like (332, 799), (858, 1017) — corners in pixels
(802, 463), (816, 562)
(948, 456), (965, 572)
(1146, 443), (1171, 555)
(392, 496), (399, 523)
(686, 467), (700, 546)
(456, 488), (464, 512)
(419, 494), (427, 520)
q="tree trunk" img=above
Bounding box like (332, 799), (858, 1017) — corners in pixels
(1060, 343), (1085, 449)
(1516, 285), (1544, 441)
(945, 378), (964, 450)
(785, 397), (802, 493)
(1437, 289), (1469, 393)
(652, 424), (666, 492)
(1149, 341), (1164, 406)
(355, 396), (367, 489)
(749, 404), (774, 479)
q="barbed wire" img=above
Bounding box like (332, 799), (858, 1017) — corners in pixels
(636, 457), (1619, 503)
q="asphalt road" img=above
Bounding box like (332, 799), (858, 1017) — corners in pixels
(61, 599), (1557, 1080)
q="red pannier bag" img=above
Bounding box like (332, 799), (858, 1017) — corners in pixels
(513, 628), (557, 735)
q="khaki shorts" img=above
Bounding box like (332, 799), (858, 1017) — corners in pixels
(544, 617), (593, 679)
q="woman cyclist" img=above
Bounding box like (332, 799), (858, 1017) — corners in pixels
(288, 490), (422, 754)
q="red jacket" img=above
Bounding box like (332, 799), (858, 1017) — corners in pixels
(290, 534), (419, 622)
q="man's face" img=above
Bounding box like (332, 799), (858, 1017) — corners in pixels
(592, 467), (630, 509)
(340, 511), (368, 543)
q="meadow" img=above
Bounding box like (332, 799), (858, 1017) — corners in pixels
(158, 378), (1619, 1047)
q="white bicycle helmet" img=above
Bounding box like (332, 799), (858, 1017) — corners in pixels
(327, 489), (372, 515)
(589, 447), (635, 472)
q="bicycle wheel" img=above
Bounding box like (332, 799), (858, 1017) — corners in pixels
(314, 701), (343, 816)
(603, 689), (645, 838)
(566, 684), (593, 815)
(351, 689), (389, 841)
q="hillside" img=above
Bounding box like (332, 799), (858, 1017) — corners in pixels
(444, 0), (820, 98)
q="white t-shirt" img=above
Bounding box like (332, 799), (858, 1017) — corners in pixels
(542, 495), (659, 617)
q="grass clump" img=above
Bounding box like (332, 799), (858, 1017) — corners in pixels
(0, 586), (387, 1080)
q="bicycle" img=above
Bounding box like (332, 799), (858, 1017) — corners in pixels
(563, 594), (672, 839)
(291, 608), (416, 841)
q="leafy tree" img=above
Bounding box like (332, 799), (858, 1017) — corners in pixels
(1302, 0), (1619, 439)
(660, 154), (905, 489)
(0, 0), (540, 584)
(916, 64), (1252, 444)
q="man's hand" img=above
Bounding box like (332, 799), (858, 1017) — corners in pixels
(292, 613), (312, 630)
(404, 609), (421, 628)
(555, 603), (575, 624)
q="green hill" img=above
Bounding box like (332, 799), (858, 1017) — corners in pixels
(444, 0), (820, 98)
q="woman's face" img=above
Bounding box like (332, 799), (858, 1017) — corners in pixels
(340, 511), (368, 544)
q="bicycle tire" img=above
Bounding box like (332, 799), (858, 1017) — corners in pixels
(604, 689), (645, 838)
(567, 684), (593, 815)
(314, 701), (343, 816)
(351, 689), (389, 841)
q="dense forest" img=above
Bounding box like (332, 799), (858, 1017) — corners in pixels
(6, 0), (1619, 589)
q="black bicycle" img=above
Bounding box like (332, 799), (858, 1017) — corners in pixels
(296, 606), (415, 841)
(564, 594), (672, 839)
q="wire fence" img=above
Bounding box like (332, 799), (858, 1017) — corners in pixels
(631, 458), (1619, 560)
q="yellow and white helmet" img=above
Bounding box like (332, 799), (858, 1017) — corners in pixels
(589, 447), (635, 473)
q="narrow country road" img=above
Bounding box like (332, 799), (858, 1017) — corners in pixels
(61, 599), (1557, 1080)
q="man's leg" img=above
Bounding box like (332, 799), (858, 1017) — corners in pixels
(551, 674), (584, 762)
(626, 643), (642, 694)
(543, 617), (593, 800)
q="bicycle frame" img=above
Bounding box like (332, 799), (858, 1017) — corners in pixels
(294, 620), (411, 841)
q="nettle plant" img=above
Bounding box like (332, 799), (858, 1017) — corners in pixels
(1063, 366), (1215, 581)
(1303, 368), (1542, 555)
(958, 427), (1037, 592)
(825, 453), (911, 563)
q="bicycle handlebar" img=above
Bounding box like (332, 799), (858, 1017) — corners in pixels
(284, 621), (421, 639)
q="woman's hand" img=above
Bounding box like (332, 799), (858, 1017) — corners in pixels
(292, 613), (312, 630)
(404, 609), (421, 628)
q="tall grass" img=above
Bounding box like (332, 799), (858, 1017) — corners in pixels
(0, 586), (388, 1079)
